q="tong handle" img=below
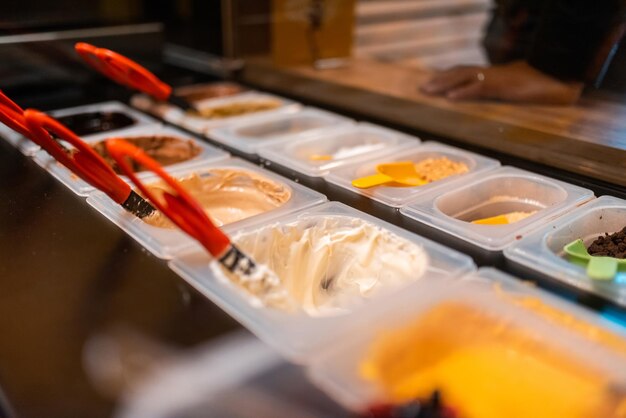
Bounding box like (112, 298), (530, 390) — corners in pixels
(23, 110), (131, 204)
(105, 138), (231, 257)
(75, 42), (126, 86)
(75, 42), (172, 101)
(0, 91), (31, 138)
(0, 90), (24, 113)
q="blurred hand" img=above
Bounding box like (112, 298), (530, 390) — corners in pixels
(420, 60), (584, 105)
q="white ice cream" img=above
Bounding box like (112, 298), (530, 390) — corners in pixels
(211, 216), (430, 316)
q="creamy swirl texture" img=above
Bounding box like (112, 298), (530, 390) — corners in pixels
(213, 216), (429, 315)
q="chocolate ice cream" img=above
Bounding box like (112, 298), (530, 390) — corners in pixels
(91, 135), (201, 174)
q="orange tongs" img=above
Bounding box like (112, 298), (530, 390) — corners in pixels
(0, 92), (155, 218)
(0, 90), (30, 138)
(105, 138), (259, 275)
(75, 42), (196, 111)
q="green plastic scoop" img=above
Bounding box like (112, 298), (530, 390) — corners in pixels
(563, 239), (626, 280)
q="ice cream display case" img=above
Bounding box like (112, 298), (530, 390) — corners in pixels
(2, 13), (626, 417)
(3, 71), (626, 418)
(3, 77), (626, 416)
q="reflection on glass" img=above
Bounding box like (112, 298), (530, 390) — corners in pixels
(272, 0), (356, 67)
(353, 0), (626, 104)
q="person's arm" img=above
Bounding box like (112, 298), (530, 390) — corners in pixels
(420, 0), (625, 104)
(420, 61), (584, 105)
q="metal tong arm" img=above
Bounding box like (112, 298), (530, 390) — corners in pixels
(105, 138), (231, 257)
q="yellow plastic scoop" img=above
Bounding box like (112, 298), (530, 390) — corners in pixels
(352, 161), (428, 189)
(472, 211), (537, 225)
(472, 215), (510, 225)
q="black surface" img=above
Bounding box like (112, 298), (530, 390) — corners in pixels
(121, 190), (156, 219)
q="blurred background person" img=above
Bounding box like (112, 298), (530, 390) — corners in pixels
(420, 0), (626, 104)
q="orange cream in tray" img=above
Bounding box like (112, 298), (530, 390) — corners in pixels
(360, 301), (626, 418)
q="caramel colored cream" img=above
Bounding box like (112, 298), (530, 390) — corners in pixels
(360, 302), (626, 418)
(142, 168), (291, 228)
(91, 135), (201, 174)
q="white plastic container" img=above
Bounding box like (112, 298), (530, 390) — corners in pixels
(307, 269), (626, 412)
(174, 81), (248, 101)
(87, 157), (327, 259)
(1, 100), (158, 156)
(258, 123), (420, 177)
(401, 167), (595, 251)
(131, 92), (301, 135)
(325, 142), (500, 208)
(209, 108), (355, 155)
(168, 201), (476, 363)
(465, 268), (626, 329)
(34, 124), (229, 197)
(505, 196), (626, 307)
(50, 100), (160, 132)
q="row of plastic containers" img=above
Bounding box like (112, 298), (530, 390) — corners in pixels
(3, 89), (625, 308)
(134, 85), (626, 308)
(2, 88), (626, 415)
(3, 89), (626, 307)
